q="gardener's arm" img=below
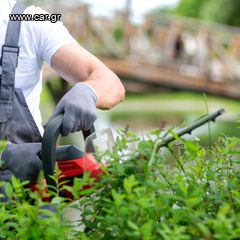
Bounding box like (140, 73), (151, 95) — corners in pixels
(50, 43), (125, 110)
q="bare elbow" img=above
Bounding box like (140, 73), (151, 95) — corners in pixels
(99, 80), (125, 110)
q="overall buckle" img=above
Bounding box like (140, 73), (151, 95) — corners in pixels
(1, 45), (20, 68)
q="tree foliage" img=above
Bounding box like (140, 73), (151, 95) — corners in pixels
(201, 0), (240, 26)
(175, 0), (240, 26)
(174, 0), (208, 19)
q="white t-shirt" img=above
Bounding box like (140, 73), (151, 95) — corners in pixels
(0, 0), (76, 134)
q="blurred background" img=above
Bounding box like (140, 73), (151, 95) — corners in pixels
(21, 0), (240, 146)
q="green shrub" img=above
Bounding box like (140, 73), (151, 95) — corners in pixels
(1, 129), (240, 239)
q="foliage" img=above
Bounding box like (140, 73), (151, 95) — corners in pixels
(200, 0), (240, 26)
(112, 24), (124, 43)
(174, 0), (208, 19)
(0, 177), (72, 239)
(1, 129), (240, 239)
(174, 0), (240, 26)
(77, 131), (240, 239)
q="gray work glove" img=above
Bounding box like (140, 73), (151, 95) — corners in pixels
(47, 83), (97, 136)
(0, 169), (12, 182)
(0, 143), (42, 183)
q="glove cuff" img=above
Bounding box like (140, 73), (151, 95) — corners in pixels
(77, 82), (98, 104)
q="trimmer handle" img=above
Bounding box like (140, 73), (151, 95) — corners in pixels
(41, 114), (95, 189)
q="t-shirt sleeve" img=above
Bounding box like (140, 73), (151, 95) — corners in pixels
(25, 6), (77, 66)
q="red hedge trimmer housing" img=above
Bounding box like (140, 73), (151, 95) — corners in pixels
(35, 115), (107, 200)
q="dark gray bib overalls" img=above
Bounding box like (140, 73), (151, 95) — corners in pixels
(0, 3), (42, 143)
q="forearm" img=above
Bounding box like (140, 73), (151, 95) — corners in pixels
(83, 67), (125, 109)
(51, 43), (125, 110)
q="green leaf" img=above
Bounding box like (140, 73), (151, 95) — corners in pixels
(123, 175), (138, 194)
(140, 220), (153, 240)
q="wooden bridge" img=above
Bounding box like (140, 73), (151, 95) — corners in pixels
(43, 2), (240, 100)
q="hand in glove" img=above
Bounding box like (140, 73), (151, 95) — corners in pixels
(0, 143), (42, 183)
(47, 83), (97, 136)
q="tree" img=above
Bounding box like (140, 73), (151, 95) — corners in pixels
(175, 0), (240, 26)
(174, 0), (208, 19)
(200, 0), (240, 26)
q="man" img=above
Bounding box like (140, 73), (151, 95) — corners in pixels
(0, 0), (125, 184)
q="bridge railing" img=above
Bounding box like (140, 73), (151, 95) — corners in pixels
(143, 14), (240, 82)
(43, 3), (240, 83)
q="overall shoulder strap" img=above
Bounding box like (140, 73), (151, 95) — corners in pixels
(4, 2), (27, 47)
(0, 2), (27, 101)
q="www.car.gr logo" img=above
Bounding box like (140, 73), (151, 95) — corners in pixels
(9, 13), (61, 23)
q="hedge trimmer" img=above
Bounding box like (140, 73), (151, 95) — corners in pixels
(39, 109), (224, 199)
